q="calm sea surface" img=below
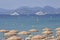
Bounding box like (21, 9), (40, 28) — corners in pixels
(0, 14), (60, 39)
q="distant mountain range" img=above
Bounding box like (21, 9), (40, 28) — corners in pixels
(0, 6), (60, 15)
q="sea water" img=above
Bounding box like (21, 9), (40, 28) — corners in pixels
(0, 14), (60, 39)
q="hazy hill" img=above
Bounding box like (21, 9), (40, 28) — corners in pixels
(0, 6), (60, 15)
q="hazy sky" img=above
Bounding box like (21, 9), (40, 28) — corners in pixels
(0, 0), (60, 9)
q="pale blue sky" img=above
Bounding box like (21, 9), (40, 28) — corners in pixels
(0, 0), (60, 9)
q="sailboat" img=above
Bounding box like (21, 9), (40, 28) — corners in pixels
(10, 12), (20, 15)
(35, 11), (47, 15)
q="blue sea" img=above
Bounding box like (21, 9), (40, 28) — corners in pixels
(0, 14), (60, 39)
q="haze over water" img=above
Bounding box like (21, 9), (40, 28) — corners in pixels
(0, 15), (60, 30)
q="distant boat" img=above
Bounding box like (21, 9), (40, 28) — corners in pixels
(35, 11), (47, 15)
(10, 12), (19, 15)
